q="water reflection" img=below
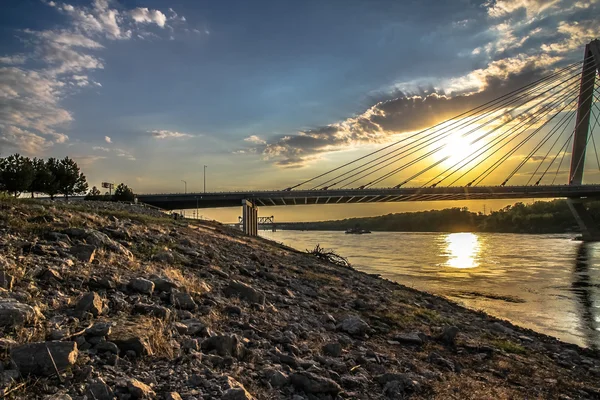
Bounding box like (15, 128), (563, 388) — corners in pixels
(445, 233), (480, 269)
(572, 243), (600, 349)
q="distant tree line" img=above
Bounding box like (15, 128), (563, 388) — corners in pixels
(0, 153), (136, 202)
(0, 153), (88, 199)
(277, 199), (600, 234)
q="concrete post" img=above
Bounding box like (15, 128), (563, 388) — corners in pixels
(241, 199), (259, 236)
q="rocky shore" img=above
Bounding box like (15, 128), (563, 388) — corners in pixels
(1, 199), (599, 399)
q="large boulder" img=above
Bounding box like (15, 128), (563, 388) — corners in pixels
(75, 292), (103, 316)
(85, 378), (114, 400)
(10, 341), (78, 376)
(170, 291), (196, 310)
(0, 299), (39, 327)
(201, 334), (245, 358)
(338, 316), (371, 337)
(70, 244), (96, 263)
(133, 303), (171, 319)
(223, 280), (265, 304)
(86, 229), (134, 261)
(290, 371), (342, 395)
(127, 378), (155, 399)
(129, 278), (155, 295)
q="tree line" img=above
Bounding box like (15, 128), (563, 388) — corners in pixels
(277, 199), (599, 234)
(0, 153), (135, 202)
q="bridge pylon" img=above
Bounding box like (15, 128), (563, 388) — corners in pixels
(241, 199), (258, 236)
(568, 40), (600, 241)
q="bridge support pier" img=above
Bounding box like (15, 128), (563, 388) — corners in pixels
(568, 40), (600, 241)
(567, 199), (600, 241)
(241, 199), (258, 236)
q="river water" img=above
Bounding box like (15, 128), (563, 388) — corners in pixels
(259, 230), (600, 349)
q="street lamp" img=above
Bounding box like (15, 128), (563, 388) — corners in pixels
(181, 180), (187, 194)
(203, 165), (207, 193)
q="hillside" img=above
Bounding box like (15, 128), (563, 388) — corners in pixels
(1, 199), (599, 399)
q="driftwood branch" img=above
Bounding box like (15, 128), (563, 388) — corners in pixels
(306, 244), (351, 268)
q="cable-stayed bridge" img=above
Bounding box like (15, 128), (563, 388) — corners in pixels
(139, 41), (600, 238)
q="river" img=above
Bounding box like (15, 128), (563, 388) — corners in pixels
(259, 230), (600, 349)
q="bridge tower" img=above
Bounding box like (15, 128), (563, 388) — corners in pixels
(568, 40), (600, 240)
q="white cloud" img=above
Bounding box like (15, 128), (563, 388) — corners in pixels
(0, 125), (52, 154)
(244, 135), (266, 144)
(130, 8), (167, 28)
(104, 136), (112, 143)
(93, 146), (110, 151)
(0, 55), (27, 65)
(149, 130), (194, 139)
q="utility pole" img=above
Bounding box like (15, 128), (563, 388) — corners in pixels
(181, 180), (187, 194)
(203, 165), (207, 193)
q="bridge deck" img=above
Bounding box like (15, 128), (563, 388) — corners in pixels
(137, 185), (600, 210)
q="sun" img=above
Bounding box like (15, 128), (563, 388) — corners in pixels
(439, 133), (479, 167)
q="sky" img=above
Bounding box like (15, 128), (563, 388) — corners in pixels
(1, 0), (600, 222)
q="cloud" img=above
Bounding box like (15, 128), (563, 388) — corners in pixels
(149, 130), (194, 139)
(72, 154), (106, 167)
(252, 0), (600, 168)
(0, 0), (190, 155)
(244, 135), (266, 144)
(0, 55), (27, 65)
(130, 8), (167, 28)
(93, 146), (110, 151)
(104, 136), (112, 143)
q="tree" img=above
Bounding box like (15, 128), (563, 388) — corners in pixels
(29, 158), (54, 198)
(44, 158), (62, 199)
(0, 154), (34, 197)
(53, 157), (88, 200)
(85, 186), (102, 200)
(113, 183), (135, 202)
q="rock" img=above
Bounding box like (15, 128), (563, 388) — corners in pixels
(165, 393), (183, 400)
(89, 276), (116, 290)
(10, 341), (78, 376)
(392, 333), (424, 346)
(266, 369), (289, 388)
(86, 378), (114, 400)
(38, 267), (62, 281)
(175, 318), (209, 336)
(201, 334), (245, 358)
(133, 303), (171, 319)
(96, 341), (119, 354)
(0, 271), (15, 290)
(224, 280), (265, 304)
(290, 371), (342, 395)
(439, 326), (459, 345)
(150, 277), (178, 293)
(86, 230), (134, 261)
(222, 387), (255, 400)
(70, 244), (96, 263)
(428, 352), (455, 371)
(225, 305), (242, 315)
(129, 278), (155, 295)
(338, 316), (371, 337)
(322, 342), (343, 357)
(113, 337), (151, 357)
(182, 338), (200, 351)
(170, 291), (196, 310)
(85, 322), (112, 337)
(0, 299), (38, 327)
(75, 292), (103, 316)
(151, 251), (175, 263)
(127, 378), (155, 399)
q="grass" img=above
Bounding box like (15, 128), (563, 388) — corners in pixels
(491, 339), (526, 354)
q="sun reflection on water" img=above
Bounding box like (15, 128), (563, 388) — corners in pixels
(445, 232), (480, 269)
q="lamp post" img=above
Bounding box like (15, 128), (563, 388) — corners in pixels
(203, 165), (207, 193)
(195, 196), (198, 220)
(181, 180), (187, 194)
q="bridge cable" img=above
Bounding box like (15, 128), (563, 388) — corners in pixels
(285, 59), (587, 190)
(568, 85), (600, 183)
(419, 85), (580, 188)
(308, 62), (586, 190)
(589, 97), (600, 172)
(473, 82), (597, 186)
(526, 110), (579, 185)
(429, 86), (580, 188)
(310, 63), (585, 190)
(532, 111), (578, 185)
(361, 73), (584, 188)
(451, 89), (580, 187)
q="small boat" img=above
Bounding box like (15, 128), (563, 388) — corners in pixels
(345, 227), (371, 234)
